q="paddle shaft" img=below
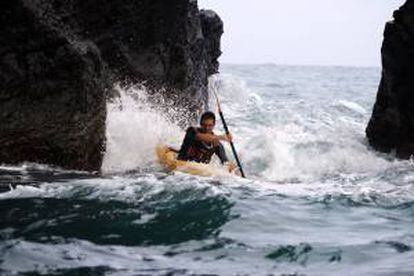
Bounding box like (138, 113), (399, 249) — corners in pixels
(218, 110), (246, 178)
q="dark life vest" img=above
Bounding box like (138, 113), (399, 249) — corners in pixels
(177, 127), (228, 164)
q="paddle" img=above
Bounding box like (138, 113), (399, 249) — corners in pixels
(211, 89), (246, 178)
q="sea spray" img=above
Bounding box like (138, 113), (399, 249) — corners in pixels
(208, 68), (401, 182)
(102, 84), (184, 173)
(103, 72), (403, 182)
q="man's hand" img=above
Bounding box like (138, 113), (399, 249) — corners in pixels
(225, 162), (237, 173)
(218, 133), (233, 143)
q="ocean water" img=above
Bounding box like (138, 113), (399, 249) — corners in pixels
(1, 64), (414, 276)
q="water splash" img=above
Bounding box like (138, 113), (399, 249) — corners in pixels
(208, 71), (405, 183)
(102, 84), (184, 174)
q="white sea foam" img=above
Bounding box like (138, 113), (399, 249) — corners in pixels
(207, 72), (404, 183)
(334, 99), (367, 115)
(102, 84), (183, 173)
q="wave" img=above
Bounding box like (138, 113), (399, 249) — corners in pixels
(208, 73), (411, 184)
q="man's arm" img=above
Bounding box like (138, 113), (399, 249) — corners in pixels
(215, 143), (229, 164)
(195, 132), (232, 144)
(215, 143), (237, 173)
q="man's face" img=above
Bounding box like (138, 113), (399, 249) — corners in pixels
(200, 118), (215, 133)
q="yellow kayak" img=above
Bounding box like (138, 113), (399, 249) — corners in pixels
(156, 145), (236, 177)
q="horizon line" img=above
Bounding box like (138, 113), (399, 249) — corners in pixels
(220, 62), (381, 69)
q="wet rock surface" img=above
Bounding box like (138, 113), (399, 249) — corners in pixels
(366, 0), (414, 158)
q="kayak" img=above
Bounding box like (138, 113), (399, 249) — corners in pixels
(156, 145), (236, 177)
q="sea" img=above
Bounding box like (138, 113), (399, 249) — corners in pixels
(1, 64), (414, 276)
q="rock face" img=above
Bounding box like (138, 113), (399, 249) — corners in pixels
(366, 0), (414, 159)
(0, 0), (223, 171)
(0, 1), (110, 171)
(200, 10), (224, 76)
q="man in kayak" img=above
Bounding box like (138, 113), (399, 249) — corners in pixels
(177, 111), (236, 170)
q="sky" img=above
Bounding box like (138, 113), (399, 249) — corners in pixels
(198, 0), (405, 67)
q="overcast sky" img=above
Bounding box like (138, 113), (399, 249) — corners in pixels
(198, 0), (405, 67)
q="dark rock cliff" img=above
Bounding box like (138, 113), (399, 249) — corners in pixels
(0, 1), (110, 171)
(0, 0), (223, 171)
(366, 0), (414, 159)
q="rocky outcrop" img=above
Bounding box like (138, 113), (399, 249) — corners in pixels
(0, 0), (223, 171)
(200, 10), (224, 76)
(0, 1), (110, 171)
(366, 0), (414, 159)
(38, 1), (222, 111)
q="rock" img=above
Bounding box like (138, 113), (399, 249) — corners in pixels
(45, 0), (221, 115)
(200, 10), (224, 76)
(0, 0), (223, 171)
(366, 0), (414, 159)
(0, 1), (110, 171)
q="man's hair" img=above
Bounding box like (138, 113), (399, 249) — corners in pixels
(200, 111), (216, 124)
